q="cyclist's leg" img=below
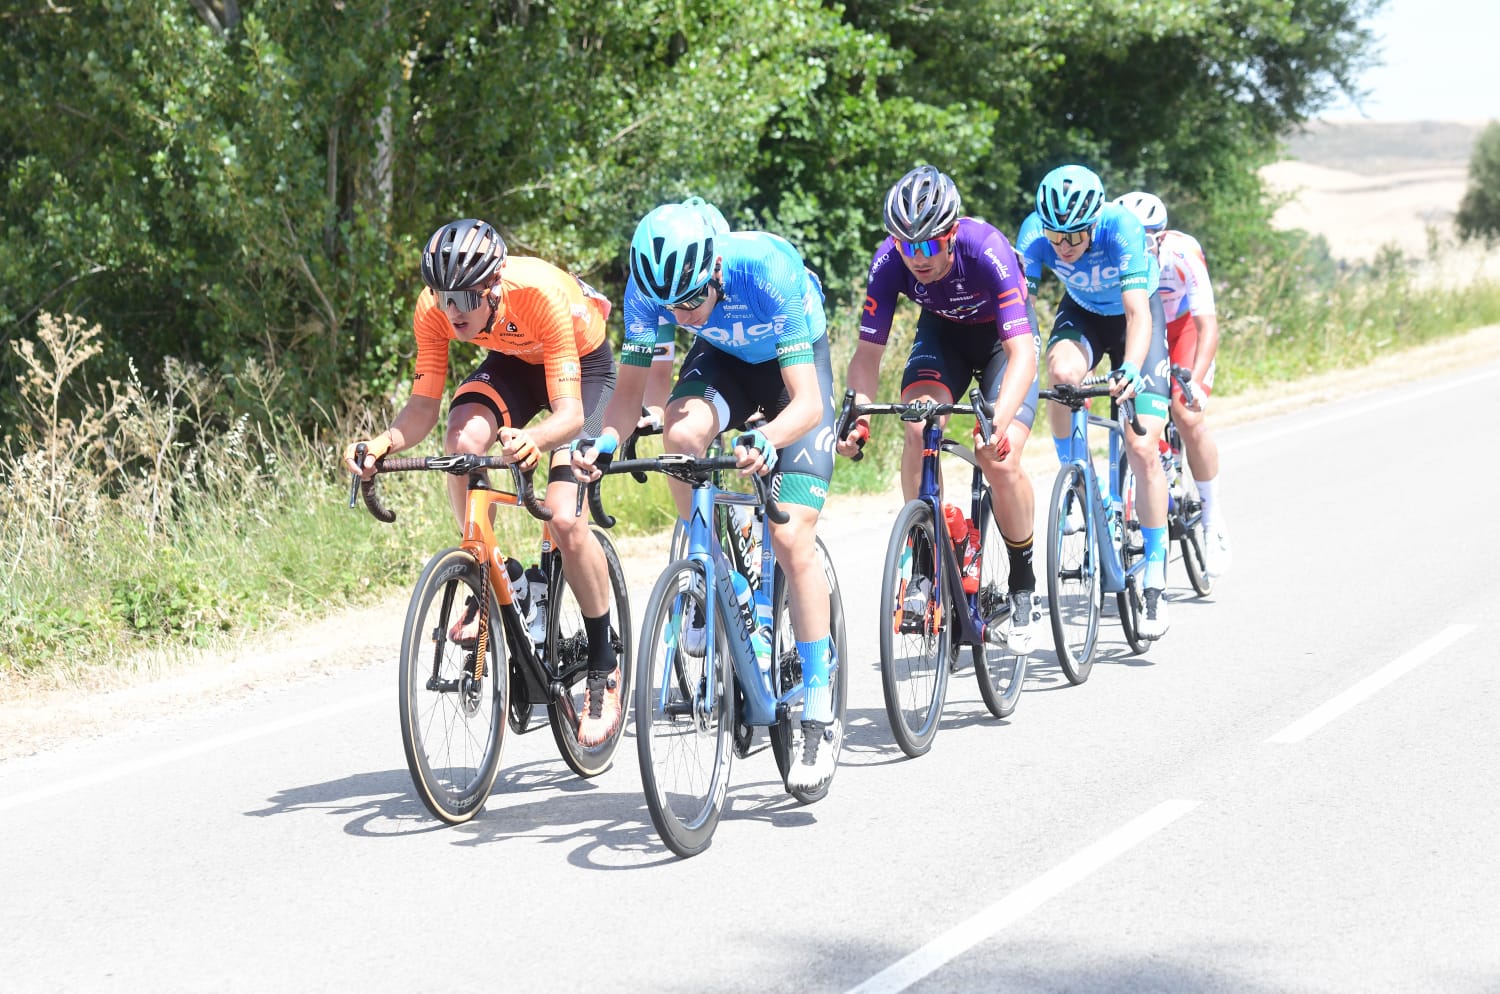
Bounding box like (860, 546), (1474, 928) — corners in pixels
(1119, 296), (1173, 636)
(447, 351), (534, 530)
(897, 312), (968, 501)
(1045, 295), (1099, 463)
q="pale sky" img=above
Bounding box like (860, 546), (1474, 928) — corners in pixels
(1322, 0), (1499, 122)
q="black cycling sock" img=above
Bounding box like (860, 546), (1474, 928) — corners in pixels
(1006, 534), (1036, 592)
(583, 612), (616, 676)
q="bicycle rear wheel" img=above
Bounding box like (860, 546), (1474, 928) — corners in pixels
(398, 548), (507, 824)
(769, 537), (849, 803)
(1116, 461), (1148, 656)
(636, 560), (735, 858)
(879, 500), (949, 757)
(1046, 465), (1100, 684)
(545, 527), (634, 777)
(973, 491), (1025, 719)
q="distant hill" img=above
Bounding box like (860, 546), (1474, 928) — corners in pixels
(1283, 119), (1481, 175)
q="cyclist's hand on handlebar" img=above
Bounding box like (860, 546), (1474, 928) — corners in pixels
(1183, 378), (1207, 413)
(498, 426), (541, 471)
(636, 406), (664, 433)
(343, 434), (392, 479)
(836, 418), (870, 459)
(974, 421), (1012, 461)
(1110, 361), (1144, 400)
(733, 428), (779, 477)
(568, 431), (618, 483)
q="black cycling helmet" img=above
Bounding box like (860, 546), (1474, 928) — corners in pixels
(421, 218), (506, 290)
(883, 165), (963, 241)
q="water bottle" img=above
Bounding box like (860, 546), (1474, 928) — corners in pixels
(729, 503), (760, 587)
(525, 565), (548, 644)
(730, 570), (773, 678)
(505, 558), (530, 616)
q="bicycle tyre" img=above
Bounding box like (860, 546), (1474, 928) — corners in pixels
(1116, 461), (1148, 656)
(1046, 465), (1100, 684)
(769, 537), (849, 803)
(973, 490), (1025, 719)
(879, 500), (949, 758)
(545, 527), (634, 777)
(398, 548), (508, 824)
(635, 559), (735, 858)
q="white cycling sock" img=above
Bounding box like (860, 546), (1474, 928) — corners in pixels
(1197, 477), (1220, 533)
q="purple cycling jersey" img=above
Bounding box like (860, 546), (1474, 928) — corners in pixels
(858, 218), (1033, 346)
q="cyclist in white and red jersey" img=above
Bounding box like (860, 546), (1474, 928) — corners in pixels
(1115, 191), (1232, 576)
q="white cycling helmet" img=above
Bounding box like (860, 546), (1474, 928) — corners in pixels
(1114, 191), (1168, 231)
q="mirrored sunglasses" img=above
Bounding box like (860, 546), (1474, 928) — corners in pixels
(434, 288), (488, 312)
(1044, 228), (1090, 248)
(668, 285), (712, 311)
(897, 235), (952, 258)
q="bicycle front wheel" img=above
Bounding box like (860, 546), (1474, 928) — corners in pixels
(546, 526), (634, 777)
(398, 548), (508, 824)
(973, 491), (1025, 719)
(636, 560), (735, 858)
(1046, 465), (1100, 684)
(769, 536), (850, 803)
(879, 500), (949, 758)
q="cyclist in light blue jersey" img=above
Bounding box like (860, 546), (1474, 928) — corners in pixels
(1015, 164), (1173, 639)
(573, 197), (841, 790)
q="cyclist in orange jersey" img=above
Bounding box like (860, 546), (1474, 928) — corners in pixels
(343, 218), (625, 745)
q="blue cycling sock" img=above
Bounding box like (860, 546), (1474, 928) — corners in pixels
(1053, 435), (1073, 465)
(1143, 525), (1168, 590)
(797, 636), (835, 724)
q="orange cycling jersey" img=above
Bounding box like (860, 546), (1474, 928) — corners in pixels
(410, 255), (610, 403)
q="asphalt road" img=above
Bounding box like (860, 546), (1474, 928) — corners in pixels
(3, 363), (1498, 993)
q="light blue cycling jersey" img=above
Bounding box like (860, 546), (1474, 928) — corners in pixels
(622, 230), (826, 368)
(1015, 203), (1160, 316)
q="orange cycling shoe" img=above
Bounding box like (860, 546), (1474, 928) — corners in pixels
(577, 666), (622, 747)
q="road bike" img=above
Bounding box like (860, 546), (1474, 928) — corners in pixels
(1037, 375), (1149, 683)
(351, 448), (632, 824)
(835, 388), (1030, 759)
(586, 448), (848, 858)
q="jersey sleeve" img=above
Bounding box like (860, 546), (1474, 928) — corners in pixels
(974, 228), (1033, 341)
(410, 291), (454, 400)
(1170, 233), (1216, 316)
(621, 277), (666, 369)
(858, 240), (904, 347)
(1014, 214), (1049, 294)
(1105, 211), (1154, 294)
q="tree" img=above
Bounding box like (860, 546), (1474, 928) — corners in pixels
(1456, 122), (1500, 245)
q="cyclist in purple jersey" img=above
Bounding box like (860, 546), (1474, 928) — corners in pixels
(837, 165), (1042, 653)
(1016, 164), (1172, 639)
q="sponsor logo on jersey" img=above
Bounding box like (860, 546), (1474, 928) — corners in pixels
(776, 340), (813, 359)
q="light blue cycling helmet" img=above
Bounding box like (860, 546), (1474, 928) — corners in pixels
(1035, 165), (1106, 232)
(629, 202), (718, 306)
(681, 195), (730, 235)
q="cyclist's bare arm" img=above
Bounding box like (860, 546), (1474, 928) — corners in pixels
(344, 394), (441, 477)
(572, 363), (650, 482)
(521, 394), (585, 454)
(1190, 311), (1220, 387)
(990, 330), (1038, 447)
(837, 339), (884, 457)
(1116, 287), (1154, 397)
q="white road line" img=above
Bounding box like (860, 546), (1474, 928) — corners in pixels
(1224, 366), (1500, 453)
(845, 799), (1199, 994)
(0, 690), (386, 813)
(1266, 624), (1475, 744)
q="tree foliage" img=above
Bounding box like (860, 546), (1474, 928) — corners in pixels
(1456, 122), (1500, 245)
(1, 0), (1382, 435)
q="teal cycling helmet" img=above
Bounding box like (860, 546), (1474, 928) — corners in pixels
(1035, 165), (1106, 232)
(682, 195), (730, 235)
(1115, 191), (1168, 231)
(629, 203), (718, 306)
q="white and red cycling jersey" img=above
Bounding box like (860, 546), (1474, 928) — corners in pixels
(1154, 229), (1218, 397)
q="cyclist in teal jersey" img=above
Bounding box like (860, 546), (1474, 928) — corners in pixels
(1015, 164), (1173, 638)
(572, 198), (841, 790)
